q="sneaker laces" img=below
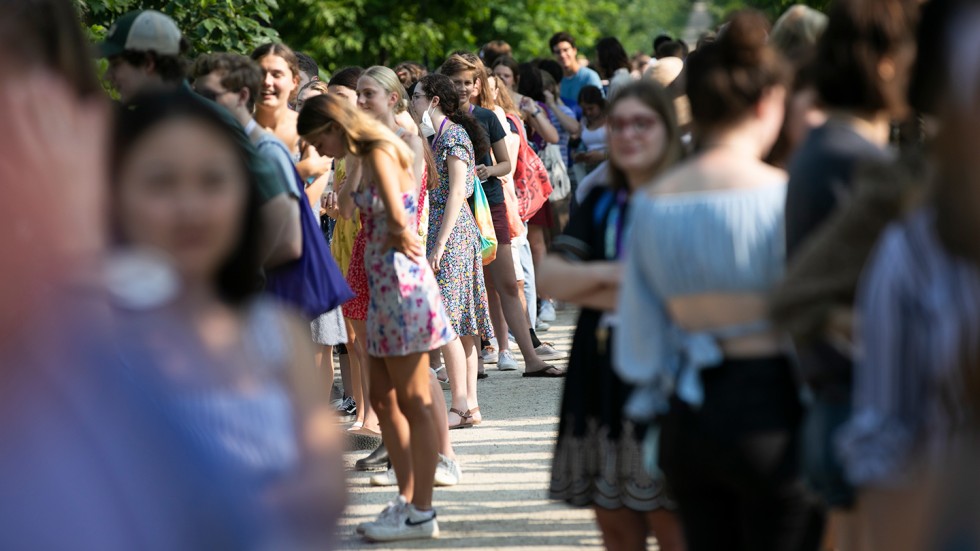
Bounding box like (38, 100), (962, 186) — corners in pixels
(375, 497), (407, 527)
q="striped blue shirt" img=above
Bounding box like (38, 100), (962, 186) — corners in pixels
(837, 208), (980, 486)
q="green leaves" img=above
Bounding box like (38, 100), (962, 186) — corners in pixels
(76, 0), (282, 55)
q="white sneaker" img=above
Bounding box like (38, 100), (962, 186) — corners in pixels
(356, 495), (407, 535)
(535, 319), (551, 332)
(534, 343), (567, 361)
(481, 345), (498, 364)
(370, 467), (398, 487)
(363, 504), (440, 542)
(435, 454), (462, 487)
(497, 350), (519, 371)
(538, 300), (557, 322)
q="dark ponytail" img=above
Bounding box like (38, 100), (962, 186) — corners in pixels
(418, 73), (491, 159)
(685, 10), (790, 131)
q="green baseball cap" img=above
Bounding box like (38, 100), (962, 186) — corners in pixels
(97, 10), (183, 58)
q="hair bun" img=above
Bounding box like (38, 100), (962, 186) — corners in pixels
(719, 10), (771, 65)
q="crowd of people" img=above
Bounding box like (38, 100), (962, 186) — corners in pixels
(3, 0), (980, 549)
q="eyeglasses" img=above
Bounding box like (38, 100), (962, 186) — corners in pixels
(608, 115), (660, 135)
(194, 87), (231, 102)
(411, 92), (428, 101)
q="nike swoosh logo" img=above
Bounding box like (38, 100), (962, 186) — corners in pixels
(405, 514), (436, 527)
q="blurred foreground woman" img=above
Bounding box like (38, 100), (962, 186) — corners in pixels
(109, 93), (345, 546)
(0, 0), (278, 549)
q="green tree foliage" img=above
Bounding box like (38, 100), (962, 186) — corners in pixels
(274, 0), (692, 74)
(75, 0), (281, 55)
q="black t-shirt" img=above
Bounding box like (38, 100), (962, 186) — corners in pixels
(468, 105), (507, 206)
(785, 122), (891, 257)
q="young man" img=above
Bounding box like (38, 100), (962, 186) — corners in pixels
(295, 52), (319, 90)
(98, 11), (300, 270)
(439, 54), (566, 377)
(549, 31), (603, 110)
(191, 53), (304, 269)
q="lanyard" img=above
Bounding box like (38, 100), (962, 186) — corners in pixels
(433, 118), (449, 146)
(604, 190), (629, 260)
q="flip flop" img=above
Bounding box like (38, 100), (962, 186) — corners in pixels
(448, 408), (473, 430)
(523, 366), (567, 378)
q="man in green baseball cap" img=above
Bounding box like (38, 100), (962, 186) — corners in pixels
(98, 10), (188, 102)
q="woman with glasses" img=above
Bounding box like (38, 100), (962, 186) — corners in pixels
(410, 74), (493, 430)
(542, 80), (686, 551)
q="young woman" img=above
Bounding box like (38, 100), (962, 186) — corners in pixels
(111, 92), (344, 545)
(250, 43), (330, 182)
(782, 1), (917, 532)
(614, 12), (823, 551)
(595, 37), (635, 98)
(296, 79), (329, 110)
(299, 94), (453, 542)
(572, 85), (608, 177)
(355, 65), (463, 487)
(411, 74), (494, 429)
(541, 81), (685, 551)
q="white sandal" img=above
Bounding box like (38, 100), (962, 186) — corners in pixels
(431, 366), (451, 390)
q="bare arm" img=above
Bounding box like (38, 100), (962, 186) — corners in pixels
(429, 155), (468, 271)
(367, 148), (425, 258)
(296, 142), (332, 181)
(304, 168), (333, 211)
(337, 155), (361, 220)
(520, 97), (559, 144)
(545, 91), (581, 136)
(537, 255), (620, 303)
(259, 194), (303, 268)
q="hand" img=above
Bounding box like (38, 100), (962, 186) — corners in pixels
(385, 228), (424, 259)
(543, 89), (556, 105)
(321, 191), (341, 219)
(519, 97), (536, 115)
(427, 243), (445, 273)
(582, 150), (605, 164)
(475, 164), (491, 181)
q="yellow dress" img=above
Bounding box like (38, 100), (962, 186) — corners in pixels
(329, 158), (362, 277)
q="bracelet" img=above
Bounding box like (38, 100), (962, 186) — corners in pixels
(532, 110), (543, 117)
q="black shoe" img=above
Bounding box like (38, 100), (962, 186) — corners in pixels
(355, 444), (389, 472)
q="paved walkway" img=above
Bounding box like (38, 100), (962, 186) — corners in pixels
(336, 306), (649, 550)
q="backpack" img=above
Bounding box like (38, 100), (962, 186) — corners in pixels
(506, 113), (552, 221)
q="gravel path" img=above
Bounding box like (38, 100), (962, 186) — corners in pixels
(336, 306), (617, 550)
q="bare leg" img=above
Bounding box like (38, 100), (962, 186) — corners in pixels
(594, 507), (648, 551)
(441, 337), (469, 427)
(428, 371), (453, 458)
(484, 270), (509, 355)
(486, 243), (556, 373)
(461, 335), (480, 423)
(528, 225), (548, 300)
(368, 357), (413, 501)
(316, 344), (344, 400)
(349, 319), (380, 432)
(385, 353), (440, 510)
(644, 509), (686, 551)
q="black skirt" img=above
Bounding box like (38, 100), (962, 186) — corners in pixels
(549, 312), (674, 511)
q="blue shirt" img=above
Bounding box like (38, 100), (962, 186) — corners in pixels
(614, 184), (787, 421)
(560, 67), (603, 110)
(837, 208), (980, 487)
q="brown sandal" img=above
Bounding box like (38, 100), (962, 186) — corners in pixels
(465, 406), (482, 426)
(448, 408), (473, 430)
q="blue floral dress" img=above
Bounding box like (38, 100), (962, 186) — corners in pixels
(428, 122), (494, 339)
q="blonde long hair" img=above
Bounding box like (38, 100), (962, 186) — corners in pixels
(361, 65), (438, 186)
(297, 93), (414, 172)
